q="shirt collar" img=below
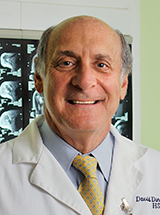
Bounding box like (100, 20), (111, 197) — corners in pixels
(39, 119), (114, 182)
(91, 133), (114, 181)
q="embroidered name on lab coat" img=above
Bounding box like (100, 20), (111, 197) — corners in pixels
(136, 196), (160, 209)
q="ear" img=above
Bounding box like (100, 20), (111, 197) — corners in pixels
(120, 75), (128, 100)
(34, 72), (44, 94)
(34, 57), (44, 94)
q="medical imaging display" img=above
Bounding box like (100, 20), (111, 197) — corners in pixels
(0, 39), (39, 143)
(112, 44), (132, 140)
(112, 75), (132, 139)
(0, 38), (132, 143)
(28, 54), (44, 122)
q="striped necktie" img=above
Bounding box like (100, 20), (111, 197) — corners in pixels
(73, 154), (104, 215)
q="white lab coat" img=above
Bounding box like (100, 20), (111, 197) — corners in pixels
(0, 115), (160, 215)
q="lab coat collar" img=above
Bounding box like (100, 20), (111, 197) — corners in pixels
(13, 116), (148, 215)
(13, 116), (44, 164)
(13, 115), (92, 215)
(103, 125), (148, 215)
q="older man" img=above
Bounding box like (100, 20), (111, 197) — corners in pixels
(0, 16), (160, 215)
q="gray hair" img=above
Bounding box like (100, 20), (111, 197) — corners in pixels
(115, 29), (132, 82)
(35, 26), (132, 80)
(35, 26), (54, 77)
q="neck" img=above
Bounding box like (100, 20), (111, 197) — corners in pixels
(45, 114), (110, 154)
(64, 131), (109, 154)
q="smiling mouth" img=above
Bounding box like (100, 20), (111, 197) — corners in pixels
(68, 100), (99, 105)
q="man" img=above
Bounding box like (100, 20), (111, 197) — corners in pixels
(0, 15), (160, 215)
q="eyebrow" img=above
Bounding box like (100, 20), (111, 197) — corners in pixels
(56, 51), (113, 62)
(56, 50), (77, 58)
(94, 54), (112, 62)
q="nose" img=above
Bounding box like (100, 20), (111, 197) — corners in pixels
(71, 64), (97, 91)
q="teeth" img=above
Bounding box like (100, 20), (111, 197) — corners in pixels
(72, 101), (96, 104)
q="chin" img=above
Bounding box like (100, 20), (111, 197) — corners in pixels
(65, 119), (103, 133)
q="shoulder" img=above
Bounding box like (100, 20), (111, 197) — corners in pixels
(136, 146), (160, 171)
(110, 124), (146, 153)
(0, 115), (44, 162)
(111, 124), (160, 164)
(0, 139), (15, 158)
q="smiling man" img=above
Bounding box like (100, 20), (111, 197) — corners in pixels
(1, 15), (160, 215)
(34, 16), (128, 154)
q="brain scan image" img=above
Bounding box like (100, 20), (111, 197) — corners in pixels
(0, 110), (21, 132)
(0, 81), (21, 102)
(32, 90), (44, 117)
(0, 52), (20, 71)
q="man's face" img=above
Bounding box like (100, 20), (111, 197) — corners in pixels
(35, 18), (128, 137)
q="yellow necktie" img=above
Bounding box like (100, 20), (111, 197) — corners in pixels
(73, 154), (104, 215)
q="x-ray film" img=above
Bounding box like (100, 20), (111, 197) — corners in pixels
(0, 39), (41, 143)
(0, 40), (23, 142)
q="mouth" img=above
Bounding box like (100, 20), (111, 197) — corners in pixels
(68, 100), (100, 105)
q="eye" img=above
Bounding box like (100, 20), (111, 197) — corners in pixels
(56, 59), (75, 68)
(52, 57), (77, 71)
(61, 61), (73, 66)
(97, 63), (106, 68)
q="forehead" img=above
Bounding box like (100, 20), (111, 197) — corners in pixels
(47, 17), (121, 58)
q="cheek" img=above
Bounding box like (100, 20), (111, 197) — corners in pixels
(43, 74), (67, 105)
(43, 77), (55, 105)
(102, 77), (121, 96)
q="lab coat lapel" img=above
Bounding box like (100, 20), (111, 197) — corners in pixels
(30, 146), (92, 215)
(13, 116), (91, 215)
(104, 126), (147, 215)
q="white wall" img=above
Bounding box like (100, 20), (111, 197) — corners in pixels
(0, 0), (132, 33)
(0, 0), (141, 143)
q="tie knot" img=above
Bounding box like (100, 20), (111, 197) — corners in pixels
(73, 154), (97, 178)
